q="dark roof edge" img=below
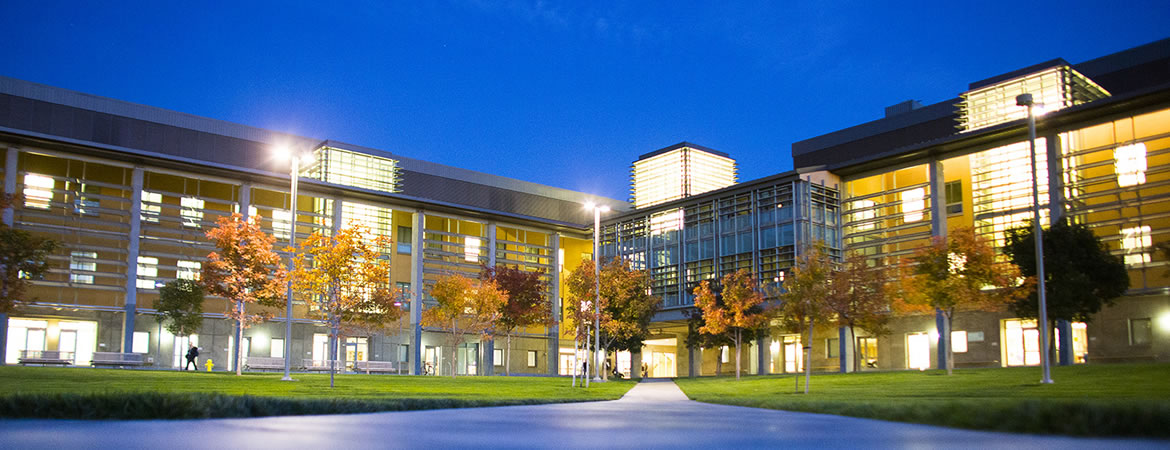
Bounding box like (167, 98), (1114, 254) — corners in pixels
(636, 141), (731, 161)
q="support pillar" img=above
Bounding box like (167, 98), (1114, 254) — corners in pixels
(756, 335), (767, 375)
(1046, 134), (1066, 223)
(123, 167), (144, 353)
(687, 347), (696, 377)
(548, 232), (561, 376)
(409, 210), (424, 375)
(482, 338), (494, 376)
(632, 348), (643, 379)
(1057, 319), (1073, 365)
(0, 147), (17, 364)
(839, 326), (853, 373)
(230, 185), (251, 372)
(928, 160), (949, 371)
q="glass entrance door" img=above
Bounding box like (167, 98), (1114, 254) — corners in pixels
(907, 332), (931, 370)
(1004, 319), (1040, 366)
(783, 335), (802, 373)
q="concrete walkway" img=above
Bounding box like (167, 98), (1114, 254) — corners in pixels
(0, 379), (1164, 449)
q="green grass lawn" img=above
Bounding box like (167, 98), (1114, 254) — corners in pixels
(0, 366), (634, 420)
(674, 363), (1170, 438)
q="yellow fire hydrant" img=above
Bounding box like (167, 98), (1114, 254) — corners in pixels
(204, 358), (214, 372)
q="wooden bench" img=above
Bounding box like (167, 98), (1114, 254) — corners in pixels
(353, 360), (400, 374)
(19, 350), (74, 366)
(244, 356), (285, 371)
(302, 359), (341, 372)
(91, 352), (150, 367)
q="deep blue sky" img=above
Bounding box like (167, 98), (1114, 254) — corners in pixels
(3, 2), (1167, 201)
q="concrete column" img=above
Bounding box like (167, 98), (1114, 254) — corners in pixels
(123, 167), (144, 353)
(1046, 134), (1065, 223)
(756, 335), (767, 375)
(687, 347), (696, 377)
(928, 160), (949, 371)
(482, 338), (494, 376)
(0, 147), (17, 364)
(838, 327), (853, 373)
(632, 348), (643, 378)
(1057, 320), (1073, 365)
(548, 232), (560, 376)
(231, 185), (251, 371)
(409, 210), (424, 375)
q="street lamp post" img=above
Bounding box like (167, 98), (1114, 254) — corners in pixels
(1017, 93), (1054, 384)
(277, 147), (312, 382)
(585, 202), (609, 382)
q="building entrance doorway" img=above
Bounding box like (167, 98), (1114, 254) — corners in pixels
(642, 337), (677, 378)
(1004, 319), (1041, 366)
(907, 332), (931, 370)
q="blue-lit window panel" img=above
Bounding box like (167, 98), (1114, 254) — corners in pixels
(684, 241), (699, 262)
(737, 232), (753, 254)
(721, 236), (736, 255)
(701, 239), (715, 260)
(779, 223), (794, 246)
(760, 226), (777, 249)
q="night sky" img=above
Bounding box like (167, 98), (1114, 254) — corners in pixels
(3, 2), (1167, 201)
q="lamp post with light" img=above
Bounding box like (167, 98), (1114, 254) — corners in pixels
(1017, 93), (1054, 384)
(585, 201), (609, 382)
(275, 146), (313, 382)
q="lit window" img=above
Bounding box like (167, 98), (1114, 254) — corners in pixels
(70, 251), (97, 284)
(136, 256), (159, 289)
(181, 197), (204, 228)
(464, 237), (481, 262)
(902, 188), (925, 222)
(951, 330), (968, 353)
(852, 199), (876, 231)
(23, 174), (54, 209)
(1121, 225), (1151, 265)
(1115, 143), (1147, 187)
(177, 260), (201, 281)
(494, 348), (503, 366)
(233, 204), (259, 218)
(132, 331), (150, 353)
(272, 209), (292, 241)
(945, 181), (963, 214)
(71, 182), (100, 216)
(721, 345), (729, 363)
(270, 338), (284, 358)
(527, 350), (537, 368)
(141, 191), (162, 223)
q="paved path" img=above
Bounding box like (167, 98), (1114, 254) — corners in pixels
(1, 379), (1164, 449)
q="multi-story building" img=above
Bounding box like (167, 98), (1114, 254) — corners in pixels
(630, 142), (737, 208)
(603, 37), (1170, 377)
(0, 76), (627, 375)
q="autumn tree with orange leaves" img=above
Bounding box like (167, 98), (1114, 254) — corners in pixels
(825, 252), (892, 372)
(693, 269), (767, 381)
(565, 257), (660, 382)
(900, 227), (1028, 375)
(291, 220), (403, 387)
(201, 213), (286, 376)
(481, 265), (551, 376)
(422, 273), (506, 378)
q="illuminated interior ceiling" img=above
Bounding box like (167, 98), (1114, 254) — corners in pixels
(631, 146), (737, 208)
(958, 65), (1109, 131)
(303, 146), (402, 194)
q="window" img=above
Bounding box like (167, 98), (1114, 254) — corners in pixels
(464, 237), (481, 262)
(272, 209), (292, 240)
(70, 251), (97, 284)
(141, 191), (162, 223)
(852, 199), (876, 231)
(132, 331), (150, 354)
(527, 350), (537, 368)
(71, 182), (100, 216)
(721, 345), (729, 363)
(397, 226), (412, 254)
(177, 260), (201, 281)
(858, 337), (878, 368)
(398, 344), (409, 363)
(270, 338), (284, 358)
(1129, 318), (1152, 346)
(826, 338), (839, 358)
(1121, 225), (1152, 265)
(494, 348), (504, 366)
(1115, 142), (1147, 187)
(136, 256), (158, 289)
(902, 188), (925, 222)
(181, 197), (204, 228)
(945, 181), (963, 215)
(951, 330), (968, 353)
(23, 174), (54, 209)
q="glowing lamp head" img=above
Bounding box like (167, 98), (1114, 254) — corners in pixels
(584, 201), (595, 211)
(274, 145), (292, 161)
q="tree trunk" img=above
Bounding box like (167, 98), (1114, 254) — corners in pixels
(505, 332), (512, 376)
(451, 318), (458, 378)
(734, 329), (742, 381)
(804, 318), (813, 394)
(715, 350), (722, 377)
(571, 337), (578, 387)
(584, 325), (590, 389)
(235, 306), (244, 376)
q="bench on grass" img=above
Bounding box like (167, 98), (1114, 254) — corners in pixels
(244, 356), (285, 371)
(91, 352), (150, 367)
(19, 350), (74, 366)
(303, 359), (341, 372)
(353, 360), (400, 374)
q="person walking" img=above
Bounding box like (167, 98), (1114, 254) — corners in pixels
(184, 343), (199, 371)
